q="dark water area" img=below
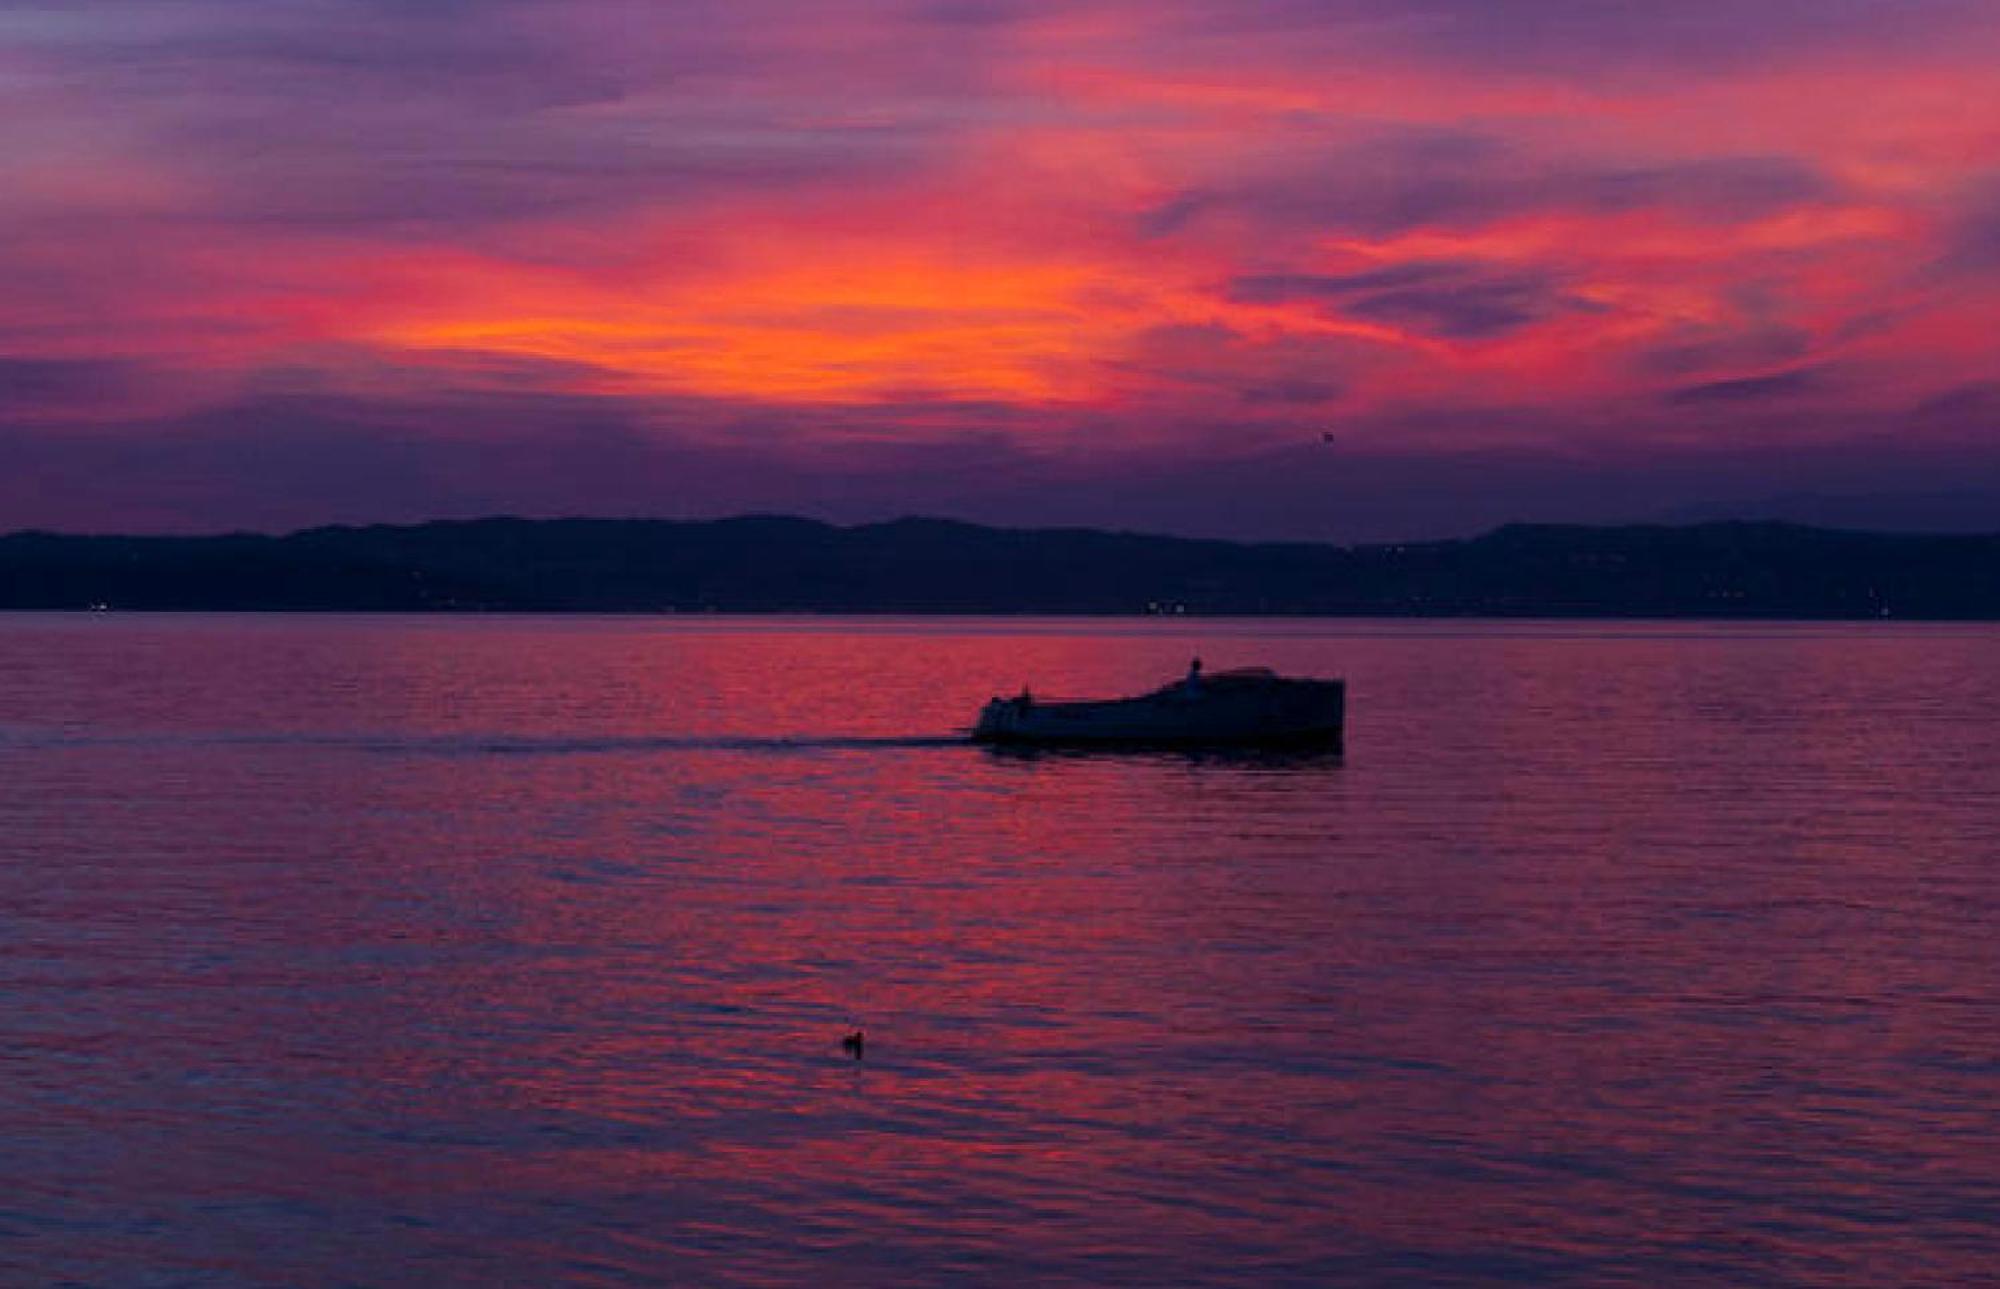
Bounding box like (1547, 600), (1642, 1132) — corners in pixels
(2, 615), (1997, 1286)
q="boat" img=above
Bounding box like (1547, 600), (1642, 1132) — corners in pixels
(971, 664), (1344, 749)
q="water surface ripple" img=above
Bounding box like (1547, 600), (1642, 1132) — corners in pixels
(2, 615), (1997, 1285)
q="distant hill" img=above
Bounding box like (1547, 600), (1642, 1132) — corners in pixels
(3, 516), (1999, 618)
(1656, 491), (2000, 533)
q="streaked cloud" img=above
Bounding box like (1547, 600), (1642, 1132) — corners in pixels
(1, 0), (1997, 533)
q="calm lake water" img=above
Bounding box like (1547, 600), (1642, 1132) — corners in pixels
(2, 614), (1998, 1286)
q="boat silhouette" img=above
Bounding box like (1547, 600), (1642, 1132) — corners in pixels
(972, 663), (1344, 749)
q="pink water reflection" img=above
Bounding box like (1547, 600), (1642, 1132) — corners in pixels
(2, 616), (1998, 1284)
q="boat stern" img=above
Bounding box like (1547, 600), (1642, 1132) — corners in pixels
(971, 695), (1025, 742)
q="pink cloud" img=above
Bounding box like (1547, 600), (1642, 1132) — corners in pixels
(0, 0), (1996, 532)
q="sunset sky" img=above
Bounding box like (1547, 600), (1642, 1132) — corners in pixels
(4, 0), (1998, 538)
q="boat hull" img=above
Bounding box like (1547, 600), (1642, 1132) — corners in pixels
(972, 677), (1344, 748)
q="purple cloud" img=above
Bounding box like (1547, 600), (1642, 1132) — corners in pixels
(1635, 326), (1812, 379)
(0, 357), (138, 409)
(1229, 261), (1588, 338)
(2, 0), (1005, 237)
(1163, 0), (1994, 73)
(1105, 324), (1383, 410)
(1666, 368), (1821, 405)
(1940, 177), (2000, 277)
(1150, 129), (1836, 241)
(0, 0), (1993, 538)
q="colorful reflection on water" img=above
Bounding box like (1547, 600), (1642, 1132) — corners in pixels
(2, 616), (1998, 1285)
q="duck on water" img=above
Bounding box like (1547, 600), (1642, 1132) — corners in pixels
(972, 658), (1345, 749)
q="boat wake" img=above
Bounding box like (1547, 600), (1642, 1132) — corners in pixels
(0, 728), (969, 757)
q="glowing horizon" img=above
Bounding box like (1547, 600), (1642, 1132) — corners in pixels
(3, 0), (1997, 537)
